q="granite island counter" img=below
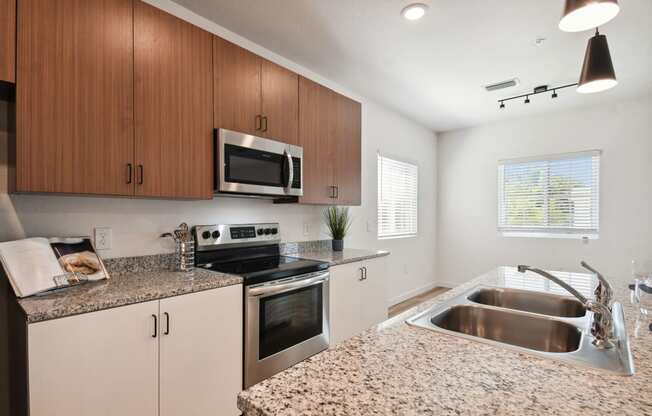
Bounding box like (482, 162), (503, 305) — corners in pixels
(238, 267), (652, 416)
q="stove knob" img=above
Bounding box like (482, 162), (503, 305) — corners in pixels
(257, 228), (264, 236)
(271, 228), (278, 235)
(211, 230), (221, 239)
(201, 231), (211, 240)
(264, 228), (271, 235)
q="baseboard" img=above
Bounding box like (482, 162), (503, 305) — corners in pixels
(389, 281), (447, 307)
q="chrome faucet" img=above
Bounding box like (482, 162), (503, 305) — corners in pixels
(580, 261), (613, 308)
(517, 263), (614, 349)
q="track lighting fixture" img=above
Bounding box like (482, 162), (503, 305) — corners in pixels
(496, 83), (577, 109)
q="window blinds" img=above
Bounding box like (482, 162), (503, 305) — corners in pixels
(498, 151), (600, 236)
(378, 154), (418, 239)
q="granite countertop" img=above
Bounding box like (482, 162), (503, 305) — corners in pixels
(18, 268), (243, 323)
(16, 247), (388, 324)
(294, 248), (390, 266)
(238, 267), (652, 416)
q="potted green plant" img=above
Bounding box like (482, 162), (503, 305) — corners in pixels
(323, 206), (352, 252)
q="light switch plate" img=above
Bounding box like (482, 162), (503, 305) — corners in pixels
(94, 227), (112, 250)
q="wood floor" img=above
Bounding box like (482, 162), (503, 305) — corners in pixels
(388, 287), (450, 318)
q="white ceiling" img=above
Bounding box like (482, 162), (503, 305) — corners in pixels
(171, 0), (652, 132)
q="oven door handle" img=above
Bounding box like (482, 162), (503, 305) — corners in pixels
(248, 272), (329, 297)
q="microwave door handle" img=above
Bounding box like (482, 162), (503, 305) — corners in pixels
(284, 151), (294, 190)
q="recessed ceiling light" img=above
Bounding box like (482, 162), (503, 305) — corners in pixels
(401, 3), (428, 21)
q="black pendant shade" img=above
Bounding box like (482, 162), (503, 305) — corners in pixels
(577, 30), (617, 94)
(560, 0), (620, 32)
(577, 29), (618, 94)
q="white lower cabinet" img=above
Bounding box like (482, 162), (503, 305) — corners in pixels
(28, 300), (160, 416)
(329, 257), (388, 346)
(27, 284), (243, 416)
(160, 284), (242, 416)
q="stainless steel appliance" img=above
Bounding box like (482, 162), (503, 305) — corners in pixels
(194, 223), (330, 388)
(215, 129), (303, 197)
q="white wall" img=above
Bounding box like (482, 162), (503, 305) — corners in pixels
(437, 95), (652, 287)
(0, 2), (437, 305)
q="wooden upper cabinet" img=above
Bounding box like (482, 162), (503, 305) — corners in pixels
(0, 0), (16, 83)
(298, 76), (335, 204)
(16, 0), (135, 195)
(214, 37), (298, 144)
(333, 94), (361, 205)
(134, 1), (213, 199)
(297, 76), (361, 206)
(213, 37), (262, 137)
(261, 60), (298, 144)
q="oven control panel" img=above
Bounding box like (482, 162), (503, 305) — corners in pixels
(194, 223), (280, 250)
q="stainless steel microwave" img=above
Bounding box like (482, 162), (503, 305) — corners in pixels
(215, 129), (303, 197)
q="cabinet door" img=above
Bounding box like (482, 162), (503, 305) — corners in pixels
(360, 257), (388, 329)
(297, 76), (337, 204)
(28, 301), (159, 416)
(261, 59), (298, 144)
(0, 0), (15, 83)
(329, 262), (365, 346)
(333, 94), (362, 206)
(17, 0), (135, 195)
(134, 0), (213, 199)
(214, 36), (262, 136)
(160, 284), (243, 416)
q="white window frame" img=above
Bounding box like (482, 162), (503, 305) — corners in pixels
(497, 150), (601, 239)
(377, 153), (418, 240)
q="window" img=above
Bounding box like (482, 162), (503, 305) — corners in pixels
(378, 154), (418, 239)
(498, 150), (600, 238)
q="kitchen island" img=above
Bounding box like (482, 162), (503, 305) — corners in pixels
(238, 267), (652, 415)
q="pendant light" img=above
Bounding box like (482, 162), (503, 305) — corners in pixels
(559, 0), (620, 32)
(577, 28), (617, 94)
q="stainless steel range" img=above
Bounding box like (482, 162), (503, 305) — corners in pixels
(194, 223), (330, 388)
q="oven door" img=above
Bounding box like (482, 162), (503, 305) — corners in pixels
(244, 271), (330, 388)
(216, 128), (303, 197)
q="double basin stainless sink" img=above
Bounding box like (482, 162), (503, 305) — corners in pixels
(407, 286), (634, 375)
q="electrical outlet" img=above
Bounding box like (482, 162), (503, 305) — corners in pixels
(303, 222), (310, 236)
(94, 227), (112, 250)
